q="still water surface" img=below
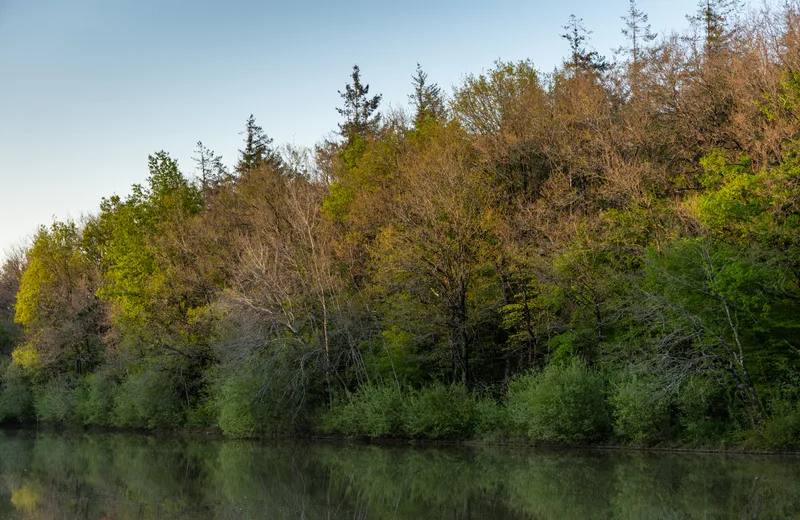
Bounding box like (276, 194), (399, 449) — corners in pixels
(0, 430), (797, 519)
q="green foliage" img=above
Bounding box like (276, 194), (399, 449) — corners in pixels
(0, 362), (33, 423)
(472, 394), (509, 437)
(112, 366), (184, 429)
(763, 400), (800, 448)
(643, 237), (800, 415)
(404, 382), (476, 439)
(33, 379), (75, 425)
(610, 374), (673, 445)
(213, 353), (305, 438)
(676, 377), (733, 443)
(507, 360), (610, 443)
(74, 371), (117, 427)
(321, 382), (406, 438)
(215, 368), (260, 438)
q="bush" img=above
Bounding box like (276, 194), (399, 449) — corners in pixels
(610, 374), (673, 445)
(507, 360), (609, 443)
(0, 362), (33, 423)
(473, 394), (509, 437)
(321, 382), (406, 438)
(112, 366), (184, 429)
(74, 371), (117, 427)
(216, 368), (260, 438)
(762, 400), (800, 449)
(404, 382), (475, 439)
(677, 377), (731, 443)
(33, 379), (75, 425)
(215, 356), (303, 438)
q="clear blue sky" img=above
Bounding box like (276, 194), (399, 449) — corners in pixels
(0, 0), (706, 258)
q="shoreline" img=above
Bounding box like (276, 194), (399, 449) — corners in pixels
(5, 424), (800, 458)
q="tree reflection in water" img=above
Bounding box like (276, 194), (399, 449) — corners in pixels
(0, 431), (796, 519)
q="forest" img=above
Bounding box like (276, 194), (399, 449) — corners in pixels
(1, 0), (799, 448)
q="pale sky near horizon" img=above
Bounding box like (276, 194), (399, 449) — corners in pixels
(0, 0), (719, 259)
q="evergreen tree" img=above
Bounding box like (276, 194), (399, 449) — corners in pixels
(687, 0), (742, 54)
(337, 65), (382, 144)
(409, 63), (445, 128)
(235, 115), (281, 176)
(620, 0), (657, 65)
(561, 15), (608, 74)
(192, 141), (227, 192)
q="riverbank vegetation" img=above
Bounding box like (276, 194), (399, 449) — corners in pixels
(2, 0), (800, 449)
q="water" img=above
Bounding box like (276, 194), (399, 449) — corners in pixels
(0, 430), (797, 519)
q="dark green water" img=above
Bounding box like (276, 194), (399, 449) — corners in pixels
(0, 431), (797, 519)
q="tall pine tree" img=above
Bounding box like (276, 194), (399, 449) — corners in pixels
(336, 65), (382, 144)
(687, 0), (742, 54)
(409, 63), (445, 128)
(620, 0), (657, 66)
(561, 15), (607, 74)
(235, 115), (281, 176)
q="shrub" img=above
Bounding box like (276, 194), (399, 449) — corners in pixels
(472, 394), (509, 437)
(215, 355), (305, 438)
(33, 379), (75, 425)
(404, 382), (475, 439)
(216, 368), (260, 438)
(322, 382), (405, 438)
(677, 377), (731, 443)
(610, 374), (673, 445)
(0, 362), (33, 423)
(74, 371), (117, 427)
(507, 359), (609, 443)
(112, 366), (184, 429)
(762, 400), (800, 449)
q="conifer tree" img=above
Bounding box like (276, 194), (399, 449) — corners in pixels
(409, 63), (445, 128)
(561, 15), (607, 74)
(687, 0), (742, 54)
(336, 65), (382, 144)
(235, 115), (281, 176)
(192, 141), (227, 191)
(620, 0), (657, 65)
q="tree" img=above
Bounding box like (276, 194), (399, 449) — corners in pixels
(14, 222), (104, 376)
(637, 238), (800, 424)
(620, 0), (657, 66)
(0, 249), (25, 355)
(687, 0), (742, 54)
(372, 124), (500, 388)
(451, 60), (546, 199)
(89, 152), (205, 358)
(337, 65), (382, 144)
(409, 63), (445, 128)
(235, 115), (281, 176)
(192, 141), (228, 193)
(561, 15), (607, 74)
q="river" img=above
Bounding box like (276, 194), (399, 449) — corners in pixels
(0, 430), (797, 518)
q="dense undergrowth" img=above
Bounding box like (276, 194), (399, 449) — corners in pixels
(0, 359), (797, 451)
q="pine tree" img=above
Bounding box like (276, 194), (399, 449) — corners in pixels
(235, 115), (281, 176)
(336, 65), (382, 144)
(409, 63), (445, 128)
(561, 15), (607, 74)
(192, 141), (227, 191)
(620, 0), (657, 65)
(687, 0), (742, 54)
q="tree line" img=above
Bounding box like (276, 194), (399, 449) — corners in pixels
(1, 0), (799, 447)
